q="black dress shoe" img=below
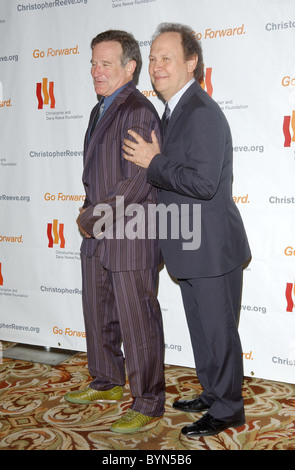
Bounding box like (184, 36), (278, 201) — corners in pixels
(181, 412), (245, 437)
(173, 396), (210, 413)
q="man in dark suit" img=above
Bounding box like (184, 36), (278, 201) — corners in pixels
(123, 23), (251, 437)
(64, 30), (165, 434)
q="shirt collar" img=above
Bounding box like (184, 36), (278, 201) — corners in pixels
(167, 78), (195, 115)
(102, 81), (131, 112)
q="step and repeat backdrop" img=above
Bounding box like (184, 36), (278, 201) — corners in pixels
(1, 0), (295, 384)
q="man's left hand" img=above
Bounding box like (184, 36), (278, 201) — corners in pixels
(76, 207), (91, 238)
(123, 129), (160, 168)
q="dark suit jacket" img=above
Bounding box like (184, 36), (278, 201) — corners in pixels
(147, 81), (251, 279)
(79, 81), (162, 272)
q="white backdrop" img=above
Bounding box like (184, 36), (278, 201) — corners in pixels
(1, 0), (295, 384)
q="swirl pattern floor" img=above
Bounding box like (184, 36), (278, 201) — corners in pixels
(1, 343), (295, 450)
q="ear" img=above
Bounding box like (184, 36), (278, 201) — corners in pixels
(125, 59), (137, 78)
(187, 55), (198, 73)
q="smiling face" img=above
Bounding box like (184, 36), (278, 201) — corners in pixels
(91, 40), (136, 97)
(148, 32), (198, 102)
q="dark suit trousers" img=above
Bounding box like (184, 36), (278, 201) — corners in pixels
(178, 265), (244, 421)
(81, 249), (165, 417)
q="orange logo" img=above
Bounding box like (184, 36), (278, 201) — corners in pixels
(200, 67), (213, 97)
(36, 78), (55, 109)
(0, 263), (3, 286)
(283, 110), (295, 147)
(47, 219), (65, 248)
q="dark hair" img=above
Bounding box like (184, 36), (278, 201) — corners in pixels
(91, 30), (142, 83)
(153, 23), (204, 82)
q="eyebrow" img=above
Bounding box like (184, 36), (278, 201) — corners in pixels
(149, 52), (173, 58)
(90, 59), (112, 65)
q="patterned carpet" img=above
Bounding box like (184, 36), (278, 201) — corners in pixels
(1, 341), (295, 451)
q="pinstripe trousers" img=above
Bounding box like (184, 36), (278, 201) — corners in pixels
(81, 249), (165, 417)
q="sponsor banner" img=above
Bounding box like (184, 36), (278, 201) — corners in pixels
(1, 0), (295, 383)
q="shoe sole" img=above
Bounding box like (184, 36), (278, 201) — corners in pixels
(110, 426), (146, 434)
(110, 417), (162, 434)
(65, 398), (123, 404)
(64, 395), (123, 404)
(182, 419), (246, 437)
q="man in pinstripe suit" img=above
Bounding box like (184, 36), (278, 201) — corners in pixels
(64, 30), (165, 434)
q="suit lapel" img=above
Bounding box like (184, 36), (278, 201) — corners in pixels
(84, 82), (135, 168)
(163, 81), (199, 146)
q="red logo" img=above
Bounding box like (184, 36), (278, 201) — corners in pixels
(0, 263), (3, 286)
(285, 282), (295, 312)
(47, 219), (65, 248)
(200, 67), (213, 97)
(283, 111), (295, 147)
(36, 78), (55, 109)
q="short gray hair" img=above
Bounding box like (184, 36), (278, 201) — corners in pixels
(152, 23), (204, 82)
(91, 30), (142, 84)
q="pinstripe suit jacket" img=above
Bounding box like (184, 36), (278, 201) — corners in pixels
(79, 81), (162, 271)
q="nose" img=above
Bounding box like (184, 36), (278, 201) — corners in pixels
(150, 59), (162, 73)
(91, 64), (102, 77)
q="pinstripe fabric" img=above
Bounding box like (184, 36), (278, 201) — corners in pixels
(79, 81), (162, 271)
(81, 250), (165, 417)
(79, 82), (165, 416)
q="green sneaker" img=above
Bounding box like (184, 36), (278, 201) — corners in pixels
(110, 409), (161, 434)
(64, 386), (123, 404)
